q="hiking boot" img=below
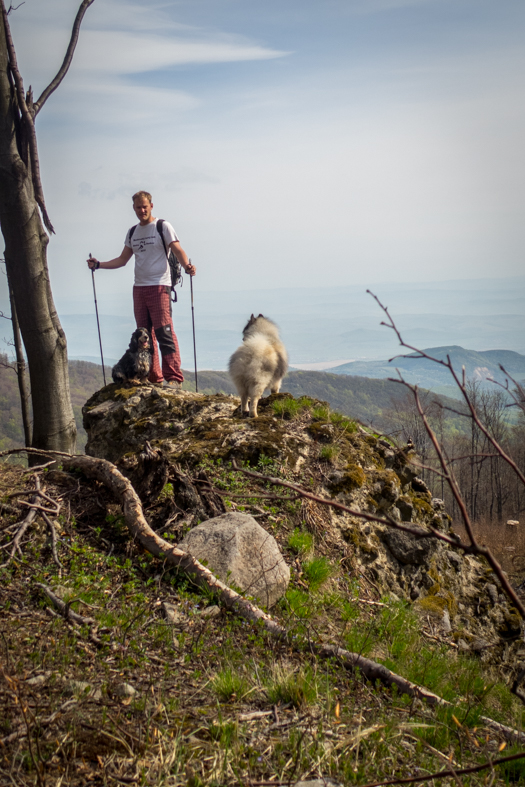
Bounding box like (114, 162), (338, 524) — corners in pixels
(162, 380), (182, 390)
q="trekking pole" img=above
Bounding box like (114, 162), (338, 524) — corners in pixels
(89, 254), (107, 386)
(189, 260), (198, 393)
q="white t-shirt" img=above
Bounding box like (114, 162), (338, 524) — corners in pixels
(125, 219), (179, 286)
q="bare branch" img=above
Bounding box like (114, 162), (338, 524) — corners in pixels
(370, 291), (525, 488)
(33, 0), (96, 115)
(230, 459), (525, 620)
(0, 0), (54, 231)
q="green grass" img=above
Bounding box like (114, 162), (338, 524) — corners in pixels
(272, 396), (312, 420)
(302, 556), (333, 591)
(212, 667), (252, 702)
(319, 443), (341, 462)
(311, 405), (330, 421)
(288, 528), (314, 555)
(266, 663), (320, 708)
(330, 410), (358, 432)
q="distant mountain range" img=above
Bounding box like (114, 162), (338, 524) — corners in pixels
(325, 346), (525, 392)
(31, 275), (525, 370)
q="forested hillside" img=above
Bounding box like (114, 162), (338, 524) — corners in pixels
(0, 356), (110, 452)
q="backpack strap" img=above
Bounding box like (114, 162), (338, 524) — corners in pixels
(156, 219), (169, 258)
(128, 223), (138, 244)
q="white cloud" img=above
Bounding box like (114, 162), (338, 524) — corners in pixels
(72, 30), (288, 74)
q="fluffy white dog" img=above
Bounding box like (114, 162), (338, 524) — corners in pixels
(228, 314), (288, 418)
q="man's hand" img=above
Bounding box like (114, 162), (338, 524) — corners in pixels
(87, 256), (99, 271)
(185, 261), (197, 276)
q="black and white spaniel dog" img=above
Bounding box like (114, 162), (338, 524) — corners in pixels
(112, 327), (152, 384)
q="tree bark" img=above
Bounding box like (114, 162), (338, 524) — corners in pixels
(8, 283), (31, 446)
(0, 6), (76, 455)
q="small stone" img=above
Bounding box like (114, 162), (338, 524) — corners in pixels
(447, 552), (462, 570)
(114, 682), (137, 698)
(26, 672), (51, 687)
(162, 602), (185, 625)
(64, 680), (102, 700)
(471, 637), (491, 653)
(486, 584), (498, 606)
(397, 497), (414, 522)
(293, 780), (342, 787)
(199, 605), (221, 619)
(457, 639), (470, 651)
(442, 609), (452, 633)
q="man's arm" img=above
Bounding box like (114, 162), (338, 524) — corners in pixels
(169, 241), (196, 276)
(87, 247), (133, 270)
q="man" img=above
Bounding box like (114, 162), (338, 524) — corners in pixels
(87, 191), (196, 388)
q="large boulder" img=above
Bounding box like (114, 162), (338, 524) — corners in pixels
(178, 512), (290, 609)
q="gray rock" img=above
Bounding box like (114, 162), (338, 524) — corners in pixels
(64, 680), (102, 700)
(447, 551), (462, 570)
(114, 682), (137, 698)
(162, 601), (185, 626)
(382, 526), (437, 566)
(178, 512), (290, 608)
(442, 609), (452, 633)
(396, 497), (414, 522)
(294, 780), (342, 787)
(199, 605), (221, 618)
(471, 637), (491, 654)
(457, 639), (470, 651)
(26, 672), (52, 687)
(486, 583), (499, 606)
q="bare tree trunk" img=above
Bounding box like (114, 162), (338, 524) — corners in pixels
(0, 2), (93, 455)
(0, 57), (76, 451)
(8, 283), (31, 446)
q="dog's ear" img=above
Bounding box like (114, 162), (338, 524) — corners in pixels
(129, 330), (139, 353)
(258, 313), (263, 318)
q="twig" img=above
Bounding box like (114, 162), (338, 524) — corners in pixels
(40, 511), (63, 570)
(356, 749), (525, 787)
(35, 583), (95, 626)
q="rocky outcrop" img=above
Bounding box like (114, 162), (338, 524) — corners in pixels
(179, 512), (290, 608)
(83, 384), (522, 658)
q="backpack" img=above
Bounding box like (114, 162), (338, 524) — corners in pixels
(128, 219), (183, 303)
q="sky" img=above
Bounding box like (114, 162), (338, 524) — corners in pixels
(2, 0), (525, 313)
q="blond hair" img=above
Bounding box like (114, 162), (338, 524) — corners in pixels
(132, 190), (152, 204)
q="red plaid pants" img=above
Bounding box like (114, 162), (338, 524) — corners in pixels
(133, 285), (183, 384)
